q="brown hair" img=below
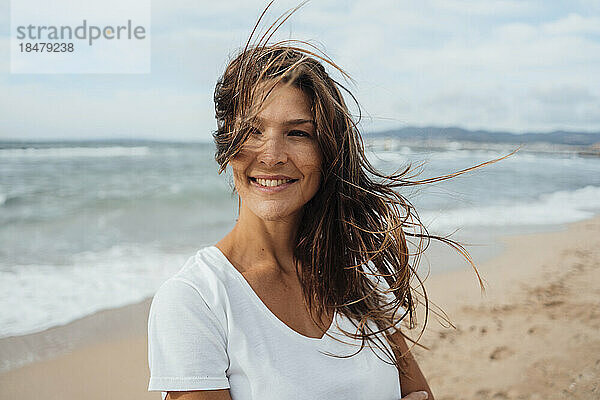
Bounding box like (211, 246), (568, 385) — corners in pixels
(212, 1), (519, 374)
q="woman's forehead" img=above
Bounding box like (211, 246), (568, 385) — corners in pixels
(252, 78), (301, 102)
(245, 81), (314, 124)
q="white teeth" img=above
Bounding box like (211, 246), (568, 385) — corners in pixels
(255, 178), (293, 187)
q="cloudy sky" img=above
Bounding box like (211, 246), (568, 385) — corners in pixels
(1, 0), (599, 142)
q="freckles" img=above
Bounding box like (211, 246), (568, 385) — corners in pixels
(231, 149), (254, 173)
(294, 146), (322, 168)
(233, 148), (253, 162)
(303, 156), (323, 172)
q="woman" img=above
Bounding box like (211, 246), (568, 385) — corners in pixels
(148, 3), (516, 400)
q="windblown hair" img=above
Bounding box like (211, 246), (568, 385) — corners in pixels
(212, 1), (519, 376)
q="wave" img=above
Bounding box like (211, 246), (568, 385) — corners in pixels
(0, 146), (150, 158)
(368, 146), (582, 165)
(423, 185), (600, 231)
(0, 244), (191, 340)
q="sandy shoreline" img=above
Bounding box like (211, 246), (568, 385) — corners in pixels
(410, 215), (600, 399)
(0, 297), (151, 374)
(1, 216), (599, 399)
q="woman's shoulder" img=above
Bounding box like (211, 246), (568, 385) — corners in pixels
(168, 245), (232, 289)
(147, 247), (231, 377)
(151, 246), (233, 320)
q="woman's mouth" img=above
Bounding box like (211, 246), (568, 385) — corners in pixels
(249, 177), (299, 192)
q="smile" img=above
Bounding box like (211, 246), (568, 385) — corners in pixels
(249, 176), (299, 192)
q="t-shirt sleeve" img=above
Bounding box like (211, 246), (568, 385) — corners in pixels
(147, 277), (230, 399)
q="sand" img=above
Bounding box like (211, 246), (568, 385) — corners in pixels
(409, 215), (600, 399)
(1, 216), (598, 399)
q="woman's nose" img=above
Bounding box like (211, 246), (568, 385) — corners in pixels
(256, 133), (288, 166)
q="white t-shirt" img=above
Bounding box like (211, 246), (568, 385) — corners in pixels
(148, 245), (402, 400)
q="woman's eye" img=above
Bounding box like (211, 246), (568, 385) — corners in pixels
(289, 130), (310, 137)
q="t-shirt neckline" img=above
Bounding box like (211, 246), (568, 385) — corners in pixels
(205, 245), (337, 342)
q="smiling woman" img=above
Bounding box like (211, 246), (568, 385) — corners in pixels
(147, 2), (516, 400)
(231, 82), (322, 220)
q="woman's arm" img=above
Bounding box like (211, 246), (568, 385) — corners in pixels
(387, 330), (435, 400)
(166, 389), (232, 400)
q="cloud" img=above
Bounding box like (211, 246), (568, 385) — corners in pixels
(341, 11), (600, 132)
(429, 0), (537, 16)
(0, 83), (215, 141)
(1, 0), (600, 140)
(542, 13), (600, 35)
(530, 85), (596, 106)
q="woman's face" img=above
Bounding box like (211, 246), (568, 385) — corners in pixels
(230, 81), (322, 222)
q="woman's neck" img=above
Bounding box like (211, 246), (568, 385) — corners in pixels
(216, 205), (303, 277)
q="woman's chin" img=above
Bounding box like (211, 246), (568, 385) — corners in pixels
(251, 205), (301, 222)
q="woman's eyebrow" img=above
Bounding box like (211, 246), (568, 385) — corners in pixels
(254, 117), (315, 126)
(283, 118), (315, 126)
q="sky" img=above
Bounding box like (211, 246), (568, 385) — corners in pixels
(1, 0), (599, 142)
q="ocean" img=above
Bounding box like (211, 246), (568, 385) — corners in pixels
(1, 139), (599, 340)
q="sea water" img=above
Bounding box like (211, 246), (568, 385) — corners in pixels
(1, 140), (599, 339)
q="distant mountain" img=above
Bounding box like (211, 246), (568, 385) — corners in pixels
(368, 127), (600, 146)
(2, 127), (599, 147)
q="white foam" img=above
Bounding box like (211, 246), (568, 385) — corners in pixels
(0, 244), (188, 338)
(422, 185), (600, 232)
(368, 146), (582, 164)
(0, 146), (150, 158)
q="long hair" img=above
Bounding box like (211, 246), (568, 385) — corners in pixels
(212, 1), (520, 374)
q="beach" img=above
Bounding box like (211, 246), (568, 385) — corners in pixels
(1, 215), (598, 399)
(411, 215), (600, 399)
